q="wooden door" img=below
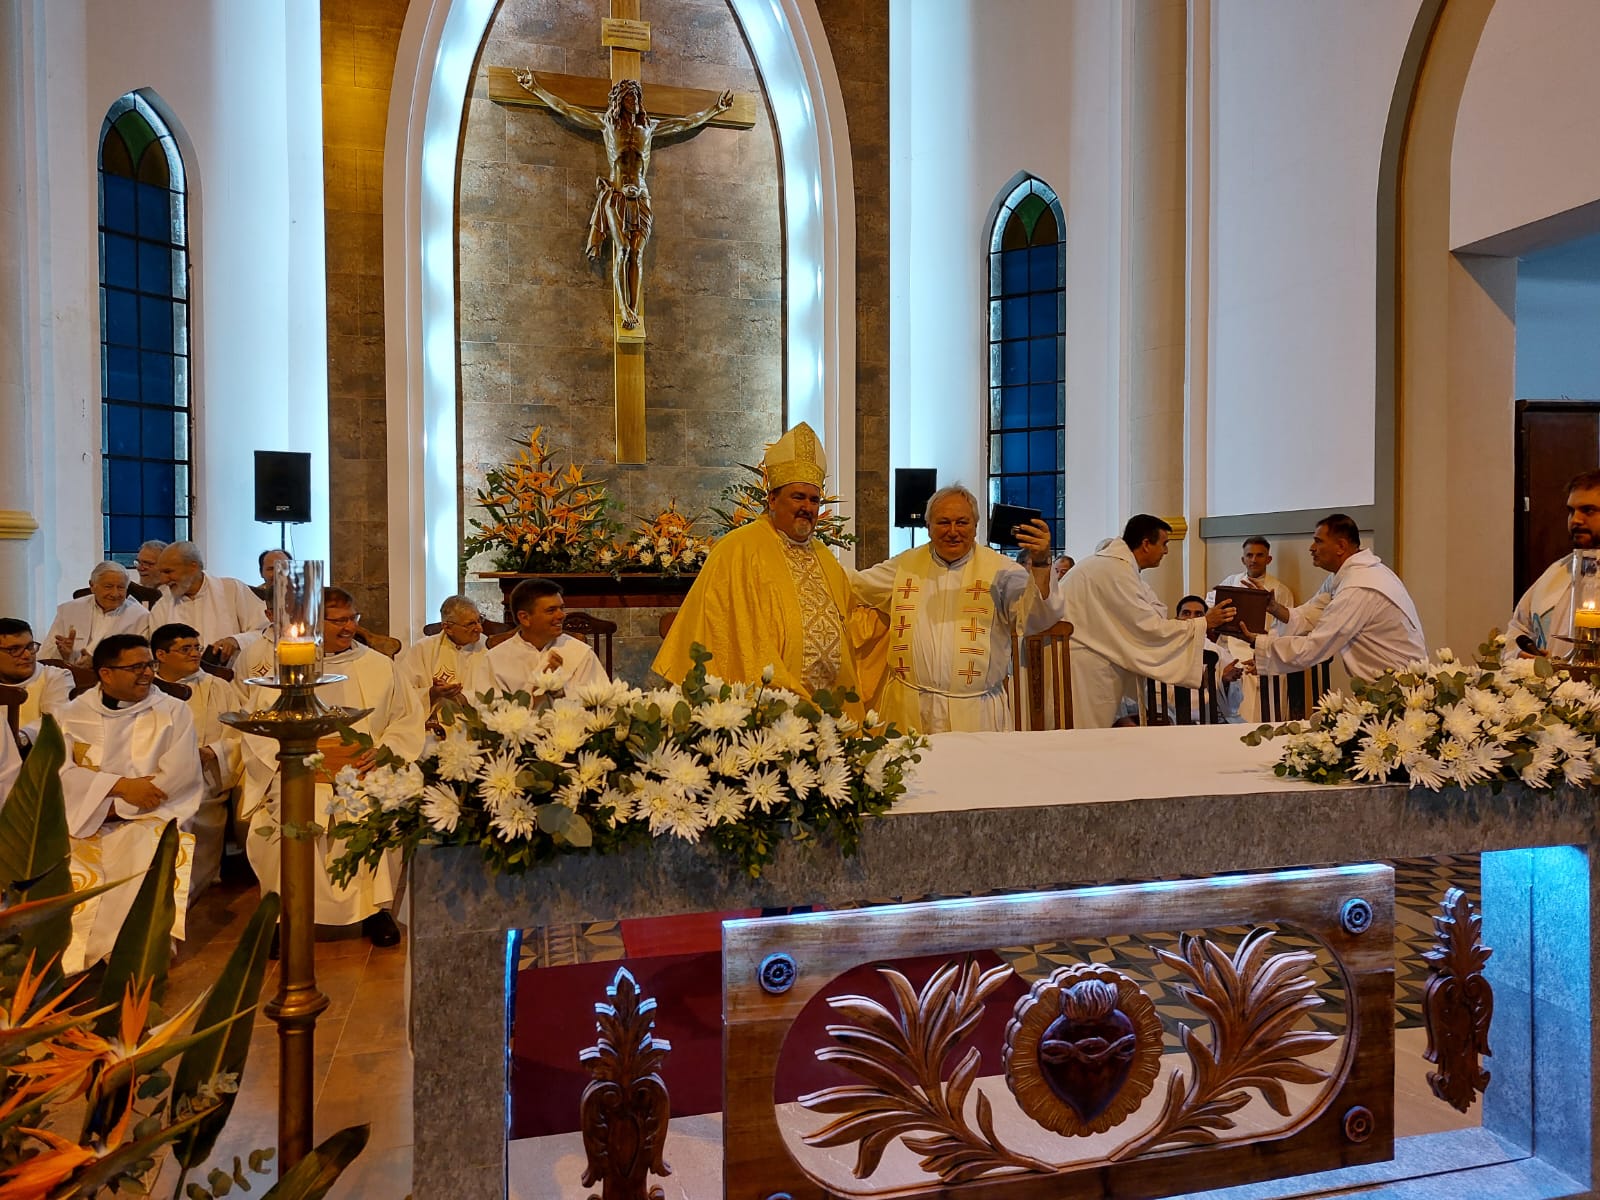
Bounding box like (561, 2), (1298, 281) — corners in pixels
(1515, 401), (1600, 598)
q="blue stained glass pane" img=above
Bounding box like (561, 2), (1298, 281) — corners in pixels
(103, 235), (137, 289)
(143, 463), (175, 514)
(103, 177), (137, 234)
(106, 404), (140, 456)
(1030, 477), (1055, 515)
(1030, 431), (1057, 473)
(1002, 296), (1029, 338)
(1029, 384), (1056, 427)
(109, 517), (141, 556)
(138, 296), (173, 351)
(144, 516), (176, 544)
(1002, 341), (1027, 386)
(1001, 433), (1027, 473)
(135, 182), (169, 241)
(140, 408), (173, 460)
(141, 353), (174, 405)
(1002, 476), (1026, 506)
(108, 460), (141, 512)
(1030, 291), (1058, 334)
(1001, 387), (1028, 429)
(1029, 337), (1056, 383)
(105, 347), (139, 400)
(1001, 248), (1028, 295)
(1029, 244), (1056, 291)
(105, 289), (138, 347)
(138, 241), (171, 293)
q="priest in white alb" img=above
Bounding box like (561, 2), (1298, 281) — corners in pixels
(1058, 515), (1238, 729)
(0, 619), (73, 745)
(236, 587), (424, 946)
(851, 486), (1056, 732)
(398, 594), (491, 716)
(1502, 470), (1600, 662)
(56, 634), (202, 973)
(472, 579), (607, 697)
(149, 541), (268, 663)
(1240, 513), (1426, 680)
(44, 562), (151, 663)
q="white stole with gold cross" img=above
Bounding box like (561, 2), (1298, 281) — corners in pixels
(881, 547), (1001, 732)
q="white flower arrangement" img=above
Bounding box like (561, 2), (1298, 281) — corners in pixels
(325, 643), (926, 882)
(1243, 641), (1600, 790)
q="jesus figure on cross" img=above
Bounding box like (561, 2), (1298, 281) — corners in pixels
(515, 71), (732, 330)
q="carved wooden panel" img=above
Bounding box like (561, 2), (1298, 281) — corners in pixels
(723, 865), (1394, 1200)
(578, 967), (671, 1200)
(1422, 886), (1494, 1112)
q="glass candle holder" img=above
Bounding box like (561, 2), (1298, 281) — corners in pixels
(1569, 550), (1600, 666)
(274, 559), (324, 686)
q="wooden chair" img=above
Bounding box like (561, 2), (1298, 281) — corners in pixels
(1258, 659), (1333, 722)
(354, 624), (402, 658)
(485, 628), (518, 650)
(422, 619), (511, 640)
(1144, 650), (1222, 725)
(151, 677), (192, 702)
(1010, 621), (1074, 730)
(42, 657), (98, 699)
(658, 611), (676, 639)
(73, 581), (161, 606)
(0, 684), (26, 754)
(561, 611), (617, 677)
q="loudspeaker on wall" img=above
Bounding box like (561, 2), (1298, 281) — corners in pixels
(254, 451), (312, 524)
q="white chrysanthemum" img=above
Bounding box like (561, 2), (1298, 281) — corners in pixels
(571, 750), (615, 792)
(786, 759), (819, 800)
(864, 709), (882, 728)
(768, 712), (815, 755)
(596, 787), (631, 824)
(1331, 711), (1363, 744)
(692, 697), (753, 732)
(817, 758), (852, 804)
(476, 750), (523, 811)
(705, 781), (745, 824)
(530, 669), (566, 697)
(1536, 722), (1591, 758)
(1434, 736), (1467, 764)
(1563, 755), (1593, 786)
(1362, 719), (1396, 750)
(482, 701), (542, 746)
(1465, 687), (1506, 720)
(745, 769), (787, 812)
(694, 733), (723, 758)
(644, 688), (682, 713)
(489, 794), (537, 840)
(1350, 739), (1392, 782)
(570, 678), (632, 709)
(861, 749), (888, 792)
(813, 715), (842, 762)
(1401, 751), (1446, 790)
(1437, 647), (1458, 664)
(1503, 689), (1545, 722)
(421, 784), (463, 833)
(632, 779), (675, 824)
(712, 747), (743, 777)
(433, 727), (485, 781)
(654, 796), (709, 841)
(1439, 703), (1480, 742)
(1501, 657), (1538, 682)
(1401, 684), (1436, 709)
(1552, 679), (1599, 709)
(1521, 744), (1560, 787)
(1316, 691), (1347, 716)
(736, 730), (782, 772)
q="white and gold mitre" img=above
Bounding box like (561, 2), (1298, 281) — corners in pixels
(762, 421), (827, 490)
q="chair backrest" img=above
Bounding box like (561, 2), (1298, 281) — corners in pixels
(353, 624), (402, 659)
(561, 611), (618, 676)
(658, 611), (676, 639)
(1258, 659), (1333, 723)
(152, 676), (192, 702)
(422, 619), (511, 639)
(42, 658), (98, 699)
(0, 683), (25, 751)
(485, 628), (518, 650)
(1010, 621), (1074, 731)
(1144, 650), (1222, 726)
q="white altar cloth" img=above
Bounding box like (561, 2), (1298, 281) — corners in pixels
(896, 724), (1338, 815)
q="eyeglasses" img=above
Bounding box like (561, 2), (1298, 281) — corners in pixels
(103, 660), (157, 674)
(0, 642), (40, 657)
(445, 620), (483, 632)
(325, 613), (363, 627)
(162, 643), (203, 656)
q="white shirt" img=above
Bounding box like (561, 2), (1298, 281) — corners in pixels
(44, 595), (150, 662)
(169, 669), (242, 794)
(149, 575), (268, 650)
(473, 633), (608, 697)
(56, 688), (203, 837)
(1254, 549), (1426, 680)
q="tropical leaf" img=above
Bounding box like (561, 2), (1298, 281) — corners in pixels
(0, 716), (69, 890)
(0, 876), (132, 942)
(93, 821), (180, 1032)
(259, 1124), (370, 1200)
(53, 1102), (218, 1198)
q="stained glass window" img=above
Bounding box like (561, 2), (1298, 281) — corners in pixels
(99, 94), (191, 563)
(987, 177), (1064, 549)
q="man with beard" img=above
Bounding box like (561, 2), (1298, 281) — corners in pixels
(1505, 470), (1600, 661)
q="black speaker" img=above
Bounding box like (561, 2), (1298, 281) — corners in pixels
(254, 451), (312, 524)
(893, 468), (937, 528)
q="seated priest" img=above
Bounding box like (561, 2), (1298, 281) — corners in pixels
(1176, 595), (1243, 722)
(149, 541), (268, 664)
(1207, 536), (1295, 630)
(0, 618), (73, 746)
(56, 633), (201, 973)
(45, 561), (150, 663)
(653, 421), (862, 702)
(251, 548), (291, 603)
(152, 622), (242, 896)
(1237, 513), (1426, 680)
(1503, 469), (1600, 661)
(398, 594), (491, 715)
(1058, 515), (1237, 729)
(474, 580), (606, 697)
(0, 716), (17, 800)
(236, 587), (424, 947)
(132, 540), (168, 603)
(850, 485), (1057, 732)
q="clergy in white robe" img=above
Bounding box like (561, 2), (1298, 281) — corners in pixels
(238, 593), (425, 934)
(471, 580), (608, 698)
(850, 486), (1057, 732)
(0, 620), (74, 742)
(55, 634), (201, 974)
(1502, 472), (1600, 662)
(1058, 517), (1237, 729)
(1245, 514), (1426, 681)
(44, 563), (150, 663)
(152, 622), (243, 896)
(396, 595), (490, 716)
(149, 541), (268, 662)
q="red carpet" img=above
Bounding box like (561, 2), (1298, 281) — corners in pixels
(509, 912), (1026, 1140)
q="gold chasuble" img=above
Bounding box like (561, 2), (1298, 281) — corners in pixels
(652, 515), (861, 707)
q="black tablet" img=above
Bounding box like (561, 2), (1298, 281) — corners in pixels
(989, 502), (1043, 547)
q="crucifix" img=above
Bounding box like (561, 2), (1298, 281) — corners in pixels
(488, 2), (756, 463)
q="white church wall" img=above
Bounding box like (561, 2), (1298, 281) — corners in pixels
(1452, 0), (1600, 253)
(20, 0), (328, 612)
(889, 0), (1120, 562)
(1205, 0), (1420, 519)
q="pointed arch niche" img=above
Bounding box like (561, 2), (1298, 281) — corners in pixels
(384, 0), (856, 637)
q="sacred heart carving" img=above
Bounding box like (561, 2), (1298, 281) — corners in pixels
(1003, 964), (1163, 1137)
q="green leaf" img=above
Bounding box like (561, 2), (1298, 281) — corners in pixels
(172, 892), (281, 1168)
(94, 820), (181, 1032)
(0, 714), (69, 890)
(0, 872), (132, 941)
(57, 1103), (218, 1198)
(208, 1166), (235, 1195)
(260, 1124), (370, 1200)
(248, 1148), (276, 1173)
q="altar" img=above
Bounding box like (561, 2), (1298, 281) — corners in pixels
(407, 725), (1598, 1198)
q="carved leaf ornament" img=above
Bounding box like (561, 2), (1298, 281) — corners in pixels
(579, 967), (672, 1200)
(1421, 886), (1494, 1112)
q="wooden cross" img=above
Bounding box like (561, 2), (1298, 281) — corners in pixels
(487, 1), (756, 463)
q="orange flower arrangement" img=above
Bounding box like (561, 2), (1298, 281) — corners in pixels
(465, 427), (619, 573)
(622, 501), (714, 576)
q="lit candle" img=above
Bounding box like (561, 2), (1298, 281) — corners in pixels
(1576, 606), (1600, 630)
(276, 623), (319, 686)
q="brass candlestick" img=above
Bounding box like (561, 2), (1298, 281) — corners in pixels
(222, 676), (370, 1172)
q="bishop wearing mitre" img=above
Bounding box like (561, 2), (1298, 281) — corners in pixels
(653, 422), (862, 703)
